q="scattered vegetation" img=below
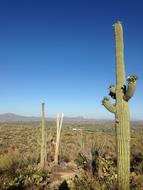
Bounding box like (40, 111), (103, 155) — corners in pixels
(0, 121), (143, 189)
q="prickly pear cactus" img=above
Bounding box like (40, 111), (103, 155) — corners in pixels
(102, 21), (138, 190)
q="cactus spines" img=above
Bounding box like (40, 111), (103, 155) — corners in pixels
(54, 113), (64, 165)
(40, 103), (47, 167)
(102, 21), (138, 190)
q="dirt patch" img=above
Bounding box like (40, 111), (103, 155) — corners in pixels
(48, 161), (80, 189)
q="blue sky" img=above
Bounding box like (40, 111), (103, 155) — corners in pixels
(0, 0), (143, 119)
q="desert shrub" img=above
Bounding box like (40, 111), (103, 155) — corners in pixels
(130, 173), (143, 190)
(73, 174), (97, 190)
(72, 173), (118, 190)
(74, 152), (118, 190)
(0, 165), (50, 190)
(0, 151), (25, 175)
(75, 153), (90, 171)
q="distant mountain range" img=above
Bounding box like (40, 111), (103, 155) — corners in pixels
(0, 113), (141, 124)
(0, 113), (111, 123)
(0, 113), (42, 122)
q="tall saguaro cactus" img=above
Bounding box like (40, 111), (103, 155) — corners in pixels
(102, 21), (138, 190)
(40, 103), (47, 167)
(54, 113), (64, 165)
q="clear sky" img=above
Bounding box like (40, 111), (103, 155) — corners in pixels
(0, 0), (143, 119)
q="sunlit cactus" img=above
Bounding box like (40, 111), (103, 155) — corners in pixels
(54, 113), (64, 165)
(40, 103), (47, 167)
(102, 21), (138, 190)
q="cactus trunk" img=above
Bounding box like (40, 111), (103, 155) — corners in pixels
(41, 103), (47, 167)
(102, 21), (137, 190)
(114, 22), (130, 190)
(115, 104), (130, 190)
(54, 113), (63, 165)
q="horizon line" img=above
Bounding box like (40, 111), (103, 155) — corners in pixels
(0, 112), (142, 122)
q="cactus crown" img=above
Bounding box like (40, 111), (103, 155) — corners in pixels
(127, 75), (138, 82)
(112, 20), (122, 27)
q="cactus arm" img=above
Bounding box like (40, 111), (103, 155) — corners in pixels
(102, 97), (116, 113)
(124, 75), (138, 101)
(109, 85), (116, 99)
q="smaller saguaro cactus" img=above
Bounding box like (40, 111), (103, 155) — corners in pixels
(40, 103), (47, 167)
(54, 113), (64, 165)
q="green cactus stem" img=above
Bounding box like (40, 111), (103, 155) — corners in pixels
(102, 97), (116, 113)
(102, 21), (138, 190)
(40, 103), (47, 167)
(124, 75), (138, 101)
